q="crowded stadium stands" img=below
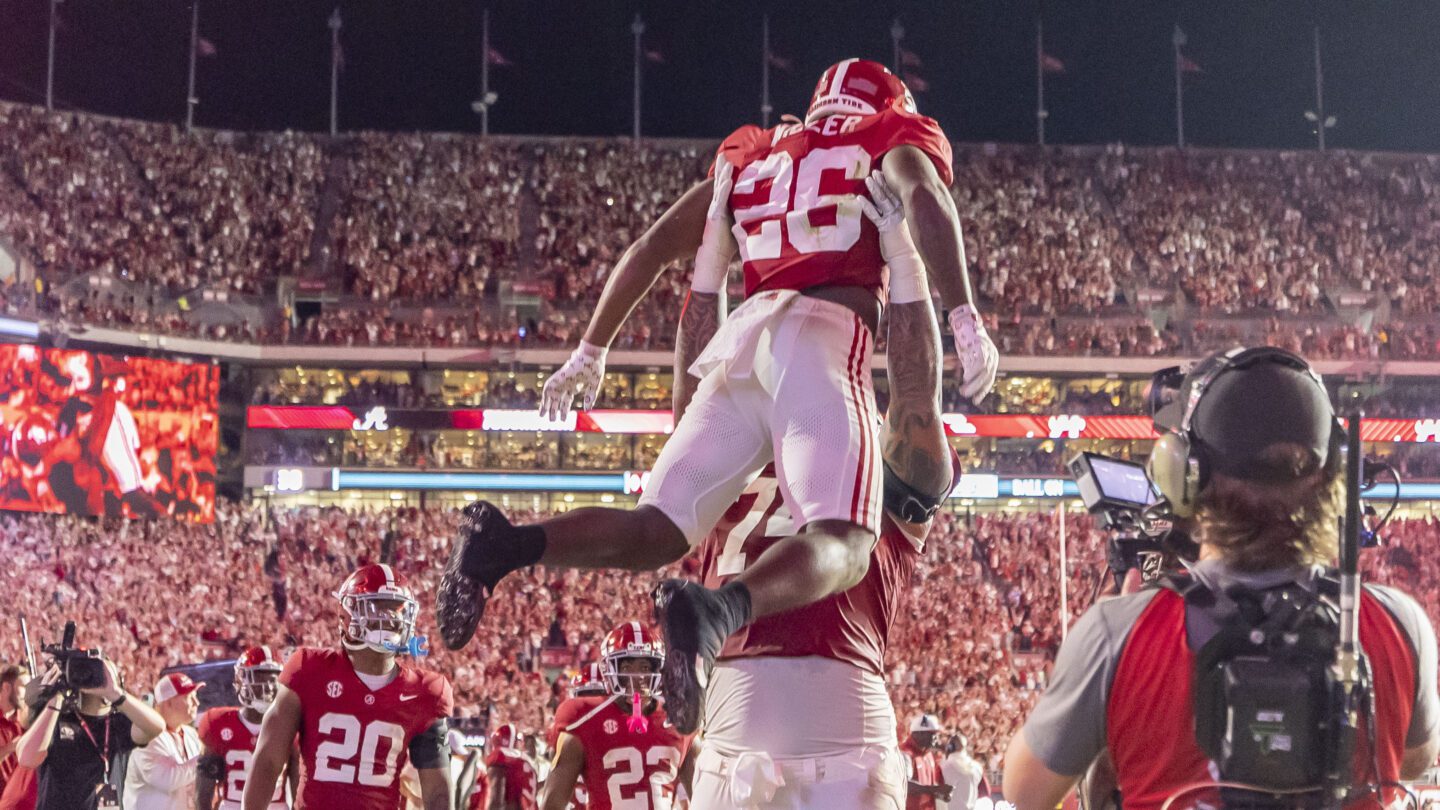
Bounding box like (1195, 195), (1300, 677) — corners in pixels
(2, 101), (1437, 359)
(1, 503), (1435, 773)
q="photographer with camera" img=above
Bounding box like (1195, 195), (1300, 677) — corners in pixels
(1003, 347), (1440, 810)
(13, 631), (164, 810)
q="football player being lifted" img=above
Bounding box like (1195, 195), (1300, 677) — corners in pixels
(197, 646), (297, 809)
(541, 624), (696, 810)
(243, 565), (455, 810)
(440, 58), (996, 735)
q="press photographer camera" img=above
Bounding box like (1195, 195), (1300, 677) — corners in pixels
(1068, 452), (1194, 591)
(1004, 347), (1440, 810)
(37, 622), (107, 697)
(13, 622), (165, 810)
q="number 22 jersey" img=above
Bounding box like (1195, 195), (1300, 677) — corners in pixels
(280, 647), (453, 810)
(714, 104), (953, 299)
(553, 695), (693, 810)
(197, 706), (287, 810)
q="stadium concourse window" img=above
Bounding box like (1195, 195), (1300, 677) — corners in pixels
(564, 432), (634, 471)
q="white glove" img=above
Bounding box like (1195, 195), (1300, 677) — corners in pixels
(859, 172), (908, 259)
(860, 172), (928, 304)
(539, 341), (608, 421)
(949, 305), (999, 404)
(694, 157), (738, 294)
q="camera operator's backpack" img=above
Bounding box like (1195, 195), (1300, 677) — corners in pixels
(1162, 570), (1360, 800)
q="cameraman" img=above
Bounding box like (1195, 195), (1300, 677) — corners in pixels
(1003, 347), (1440, 810)
(15, 657), (164, 810)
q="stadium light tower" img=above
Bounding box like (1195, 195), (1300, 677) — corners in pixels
(1304, 23), (1336, 151)
(46, 0), (62, 110)
(890, 18), (904, 76)
(472, 6), (498, 136)
(632, 13), (645, 142)
(186, 1), (200, 130)
(328, 7), (342, 136)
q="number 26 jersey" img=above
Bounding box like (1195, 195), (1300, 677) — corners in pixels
(714, 104), (953, 299)
(280, 647), (453, 810)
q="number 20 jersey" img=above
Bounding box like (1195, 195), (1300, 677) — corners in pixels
(714, 105), (953, 299)
(280, 647), (454, 810)
(553, 695), (693, 810)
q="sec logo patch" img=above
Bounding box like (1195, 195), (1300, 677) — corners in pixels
(326, 681), (344, 699)
(603, 719), (618, 735)
(364, 694), (376, 705)
(220, 728), (233, 741)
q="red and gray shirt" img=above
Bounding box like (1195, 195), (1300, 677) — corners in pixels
(1019, 561), (1439, 810)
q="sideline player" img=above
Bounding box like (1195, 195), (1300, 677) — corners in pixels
(540, 624), (696, 810)
(686, 175), (957, 809)
(485, 724), (538, 810)
(243, 565), (454, 810)
(197, 646), (295, 809)
(440, 58), (997, 734)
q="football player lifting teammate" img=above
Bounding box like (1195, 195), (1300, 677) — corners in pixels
(540, 624), (696, 810)
(197, 646), (296, 809)
(243, 565), (454, 810)
(439, 58), (997, 735)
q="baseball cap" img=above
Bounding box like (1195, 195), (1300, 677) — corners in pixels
(1153, 348), (1336, 482)
(910, 714), (942, 733)
(154, 672), (205, 703)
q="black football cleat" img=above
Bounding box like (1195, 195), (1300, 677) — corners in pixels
(652, 579), (750, 735)
(437, 502), (512, 651)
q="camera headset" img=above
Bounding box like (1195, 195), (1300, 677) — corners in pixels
(1146, 346), (1346, 519)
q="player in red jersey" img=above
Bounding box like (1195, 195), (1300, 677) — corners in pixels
(484, 724), (538, 810)
(546, 664), (609, 750)
(680, 169), (955, 809)
(243, 565), (454, 810)
(440, 58), (997, 735)
(197, 646), (295, 809)
(540, 624), (696, 810)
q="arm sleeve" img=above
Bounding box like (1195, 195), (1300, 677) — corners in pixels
(1368, 585), (1440, 747)
(1020, 592), (1158, 776)
(408, 720), (449, 771)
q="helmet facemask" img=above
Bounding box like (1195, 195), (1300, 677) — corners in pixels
(340, 593), (419, 654)
(236, 668), (280, 714)
(601, 651), (664, 697)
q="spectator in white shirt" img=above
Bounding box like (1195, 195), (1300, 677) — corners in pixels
(940, 734), (984, 810)
(124, 673), (204, 809)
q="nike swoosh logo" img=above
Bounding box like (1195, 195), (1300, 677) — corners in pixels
(399, 695), (419, 702)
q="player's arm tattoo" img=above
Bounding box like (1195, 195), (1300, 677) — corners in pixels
(673, 289), (725, 421)
(881, 300), (951, 499)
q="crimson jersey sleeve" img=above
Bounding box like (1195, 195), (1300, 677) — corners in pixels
(197, 709), (221, 751)
(278, 645), (312, 694)
(712, 124), (776, 175)
(870, 108), (953, 186)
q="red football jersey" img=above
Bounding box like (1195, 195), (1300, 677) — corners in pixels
(714, 106), (953, 298)
(280, 647), (454, 810)
(198, 706), (287, 809)
(900, 738), (945, 810)
(464, 768), (487, 810)
(483, 746), (538, 810)
(699, 465), (921, 675)
(553, 695), (693, 810)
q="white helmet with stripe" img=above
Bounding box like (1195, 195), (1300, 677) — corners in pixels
(335, 564), (420, 654)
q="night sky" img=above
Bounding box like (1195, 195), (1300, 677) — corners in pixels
(1, 0), (1439, 153)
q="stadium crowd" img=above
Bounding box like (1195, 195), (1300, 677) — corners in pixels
(0, 500), (1436, 776)
(3, 102), (1439, 359)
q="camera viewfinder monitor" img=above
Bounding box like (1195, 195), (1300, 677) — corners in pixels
(1070, 452), (1157, 512)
